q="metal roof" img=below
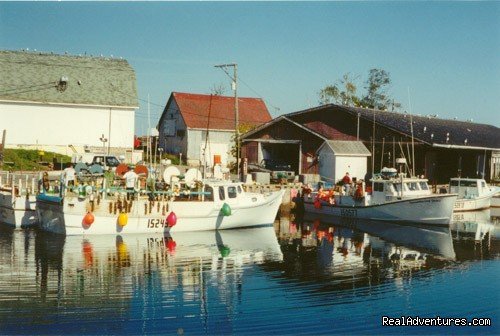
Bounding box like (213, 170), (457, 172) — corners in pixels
(319, 140), (371, 156)
(287, 104), (500, 150)
(0, 50), (138, 108)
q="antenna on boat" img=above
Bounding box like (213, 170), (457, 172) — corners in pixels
(202, 94), (214, 179)
(408, 87), (415, 177)
(371, 109), (375, 180)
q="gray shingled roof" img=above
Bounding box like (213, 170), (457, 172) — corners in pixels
(343, 105), (500, 150)
(287, 104), (500, 150)
(320, 140), (371, 156)
(0, 50), (138, 108)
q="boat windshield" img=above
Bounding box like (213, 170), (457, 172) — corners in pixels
(419, 182), (429, 190)
(406, 182), (419, 191)
(450, 180), (477, 187)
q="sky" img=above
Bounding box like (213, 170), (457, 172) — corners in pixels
(1, 2), (499, 135)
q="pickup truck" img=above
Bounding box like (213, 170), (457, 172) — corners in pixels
(72, 154), (121, 168)
(248, 159), (295, 183)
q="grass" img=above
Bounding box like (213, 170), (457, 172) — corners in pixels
(0, 149), (71, 171)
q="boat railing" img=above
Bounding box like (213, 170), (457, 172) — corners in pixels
(0, 170), (40, 196)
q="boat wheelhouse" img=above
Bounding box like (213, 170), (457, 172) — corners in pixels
(449, 178), (499, 212)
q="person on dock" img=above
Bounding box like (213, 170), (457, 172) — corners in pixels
(122, 166), (138, 200)
(64, 163), (76, 188)
(342, 172), (352, 194)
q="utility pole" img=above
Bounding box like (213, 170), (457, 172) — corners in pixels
(215, 63), (239, 179)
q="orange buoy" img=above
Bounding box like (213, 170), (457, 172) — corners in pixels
(167, 212), (177, 227)
(118, 213), (128, 227)
(83, 212), (94, 226)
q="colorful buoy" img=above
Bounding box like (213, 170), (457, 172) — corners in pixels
(219, 245), (230, 258)
(165, 238), (177, 253)
(118, 213), (128, 227)
(167, 211), (177, 227)
(83, 212), (94, 226)
(221, 203), (231, 216)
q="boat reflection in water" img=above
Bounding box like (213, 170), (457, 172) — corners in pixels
(273, 211), (496, 287)
(0, 213), (497, 334)
(0, 225), (283, 334)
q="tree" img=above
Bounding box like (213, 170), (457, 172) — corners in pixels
(319, 73), (360, 107)
(319, 69), (400, 110)
(361, 69), (391, 109)
(210, 83), (227, 96)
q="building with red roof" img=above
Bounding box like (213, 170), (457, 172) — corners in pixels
(158, 92), (271, 167)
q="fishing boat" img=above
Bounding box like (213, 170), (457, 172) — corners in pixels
(36, 167), (284, 235)
(0, 171), (38, 228)
(449, 178), (499, 212)
(302, 167), (457, 226)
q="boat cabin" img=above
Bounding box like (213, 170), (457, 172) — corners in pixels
(370, 176), (432, 204)
(203, 181), (246, 204)
(449, 178), (487, 199)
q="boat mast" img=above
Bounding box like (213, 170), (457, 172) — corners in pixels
(408, 87), (415, 177)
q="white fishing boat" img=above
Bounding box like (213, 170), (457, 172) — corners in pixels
(449, 178), (500, 212)
(36, 169), (284, 235)
(0, 171), (38, 228)
(303, 168), (457, 226)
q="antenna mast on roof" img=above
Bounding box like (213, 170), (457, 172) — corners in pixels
(215, 63), (239, 180)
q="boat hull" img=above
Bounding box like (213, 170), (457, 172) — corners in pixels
(304, 194), (457, 226)
(0, 191), (38, 228)
(454, 194), (492, 212)
(37, 190), (284, 235)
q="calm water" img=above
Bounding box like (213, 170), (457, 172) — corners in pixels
(0, 210), (498, 335)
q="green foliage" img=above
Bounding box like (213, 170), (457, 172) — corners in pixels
(319, 73), (361, 107)
(0, 149), (71, 171)
(162, 153), (180, 165)
(319, 69), (400, 110)
(228, 123), (257, 173)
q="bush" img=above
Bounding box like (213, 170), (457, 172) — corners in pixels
(0, 149), (71, 171)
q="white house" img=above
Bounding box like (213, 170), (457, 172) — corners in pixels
(317, 140), (371, 184)
(158, 92), (272, 167)
(0, 50), (139, 158)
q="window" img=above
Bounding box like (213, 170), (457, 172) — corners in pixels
(218, 186), (225, 200)
(481, 181), (486, 188)
(237, 185), (242, 194)
(392, 183), (402, 192)
(204, 186), (214, 201)
(374, 182), (384, 192)
(407, 182), (418, 191)
(450, 180), (477, 187)
(228, 186), (237, 198)
(419, 182), (429, 190)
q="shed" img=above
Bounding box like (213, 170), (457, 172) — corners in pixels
(317, 140), (371, 184)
